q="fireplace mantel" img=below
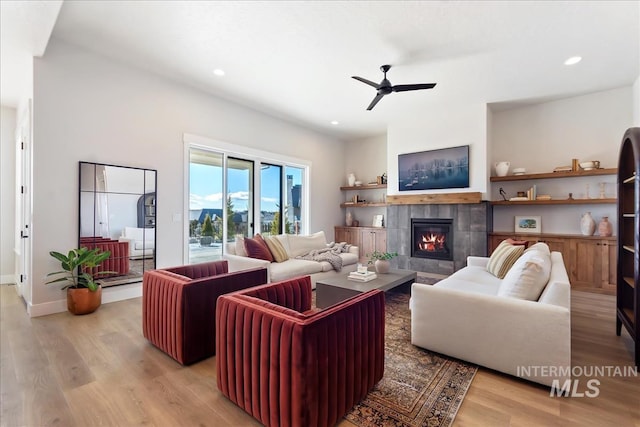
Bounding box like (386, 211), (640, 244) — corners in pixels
(386, 192), (482, 205)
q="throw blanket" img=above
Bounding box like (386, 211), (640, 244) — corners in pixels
(296, 242), (352, 272)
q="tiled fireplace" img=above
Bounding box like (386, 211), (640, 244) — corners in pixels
(387, 202), (491, 275)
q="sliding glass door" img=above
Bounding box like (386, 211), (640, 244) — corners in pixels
(227, 157), (254, 240)
(261, 163), (283, 235)
(188, 150), (224, 263)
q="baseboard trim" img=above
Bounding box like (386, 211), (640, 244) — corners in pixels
(0, 274), (16, 285)
(29, 282), (142, 317)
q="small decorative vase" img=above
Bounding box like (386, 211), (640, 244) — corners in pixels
(375, 259), (390, 274)
(580, 212), (596, 236)
(598, 216), (613, 237)
(347, 173), (356, 187)
(345, 211), (353, 227)
(494, 161), (510, 177)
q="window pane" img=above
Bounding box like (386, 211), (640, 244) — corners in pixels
(285, 166), (304, 235)
(260, 164), (283, 236)
(189, 149), (223, 263)
(227, 157), (254, 239)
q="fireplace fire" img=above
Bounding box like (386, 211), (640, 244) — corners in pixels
(411, 218), (453, 261)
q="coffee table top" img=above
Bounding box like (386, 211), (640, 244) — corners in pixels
(316, 268), (417, 293)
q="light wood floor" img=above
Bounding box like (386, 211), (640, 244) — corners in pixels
(1, 285), (638, 427)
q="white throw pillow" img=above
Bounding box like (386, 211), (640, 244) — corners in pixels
(498, 250), (552, 301)
(287, 231), (327, 257)
(234, 235), (247, 257)
(524, 242), (550, 255)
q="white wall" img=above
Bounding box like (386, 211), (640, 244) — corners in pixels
(490, 87), (634, 234)
(633, 75), (640, 125)
(343, 133), (387, 227)
(387, 102), (489, 197)
(1, 106), (16, 283)
(31, 39), (346, 315)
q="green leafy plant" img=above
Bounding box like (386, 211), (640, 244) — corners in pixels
(367, 250), (398, 264)
(46, 247), (113, 291)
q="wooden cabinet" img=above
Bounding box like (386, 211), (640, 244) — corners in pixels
(616, 127), (639, 366)
(489, 232), (617, 295)
(335, 226), (386, 263)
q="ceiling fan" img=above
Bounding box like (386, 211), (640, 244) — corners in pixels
(352, 64), (436, 110)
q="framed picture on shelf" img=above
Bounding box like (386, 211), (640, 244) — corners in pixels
(514, 216), (541, 233)
(372, 214), (384, 227)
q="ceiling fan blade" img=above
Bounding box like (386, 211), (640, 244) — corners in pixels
(352, 76), (379, 89)
(392, 83), (436, 92)
(367, 94), (385, 110)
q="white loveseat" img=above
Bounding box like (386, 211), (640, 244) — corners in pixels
(410, 245), (571, 386)
(118, 226), (155, 259)
(223, 231), (359, 288)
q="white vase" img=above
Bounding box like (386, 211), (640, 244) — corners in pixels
(347, 173), (356, 186)
(494, 162), (510, 177)
(580, 212), (596, 236)
(345, 211), (353, 227)
(375, 259), (390, 274)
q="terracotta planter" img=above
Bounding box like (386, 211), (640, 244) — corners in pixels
(375, 259), (390, 274)
(67, 286), (102, 315)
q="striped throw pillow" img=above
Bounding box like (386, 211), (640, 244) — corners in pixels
(264, 236), (289, 263)
(486, 240), (525, 279)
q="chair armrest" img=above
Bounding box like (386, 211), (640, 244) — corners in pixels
(237, 275), (312, 312)
(411, 282), (570, 386)
(223, 254), (271, 282)
(466, 256), (489, 268)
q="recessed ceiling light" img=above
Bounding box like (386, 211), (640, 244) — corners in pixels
(213, 69), (225, 76)
(331, 120), (339, 125)
(564, 56), (582, 66)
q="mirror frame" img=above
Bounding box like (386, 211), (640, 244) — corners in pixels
(78, 161), (157, 287)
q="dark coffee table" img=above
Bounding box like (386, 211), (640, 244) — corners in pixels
(315, 268), (417, 308)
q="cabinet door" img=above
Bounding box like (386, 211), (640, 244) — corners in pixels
(335, 227), (359, 246)
(358, 228), (387, 263)
(568, 239), (616, 294)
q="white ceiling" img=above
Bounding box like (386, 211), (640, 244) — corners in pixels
(2, 1), (639, 140)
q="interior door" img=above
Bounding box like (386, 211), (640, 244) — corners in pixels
(15, 101), (31, 301)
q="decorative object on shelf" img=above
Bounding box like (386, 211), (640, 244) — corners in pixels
(494, 161), (510, 177)
(580, 161), (596, 170)
(499, 187), (507, 201)
(554, 165), (573, 172)
(568, 192), (574, 200)
(381, 172), (387, 184)
(368, 250), (398, 274)
(348, 173), (356, 186)
(572, 158), (579, 171)
(512, 167), (526, 175)
(514, 216), (541, 233)
(599, 182), (606, 199)
(399, 145), (469, 191)
(352, 220), (359, 227)
(372, 214), (384, 227)
(46, 247), (115, 315)
(598, 216), (613, 237)
(346, 211), (353, 227)
(354, 180), (363, 186)
(580, 212), (596, 236)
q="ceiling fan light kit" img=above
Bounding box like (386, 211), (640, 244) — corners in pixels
(352, 64), (436, 110)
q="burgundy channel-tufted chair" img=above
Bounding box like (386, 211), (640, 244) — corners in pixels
(216, 275), (385, 427)
(143, 260), (267, 365)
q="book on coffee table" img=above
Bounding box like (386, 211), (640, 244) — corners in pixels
(348, 272), (377, 282)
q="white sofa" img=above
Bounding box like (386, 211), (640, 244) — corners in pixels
(410, 247), (571, 387)
(223, 231), (359, 288)
(119, 226), (155, 259)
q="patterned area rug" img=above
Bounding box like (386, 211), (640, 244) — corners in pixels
(345, 291), (477, 427)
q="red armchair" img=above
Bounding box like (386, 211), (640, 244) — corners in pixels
(79, 237), (130, 277)
(142, 260), (267, 365)
(216, 275), (385, 427)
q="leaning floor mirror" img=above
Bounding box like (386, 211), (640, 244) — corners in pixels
(79, 161), (157, 287)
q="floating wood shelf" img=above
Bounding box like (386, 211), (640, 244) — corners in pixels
(340, 184), (387, 191)
(490, 168), (617, 182)
(386, 192), (482, 205)
(340, 202), (387, 208)
(491, 198), (617, 206)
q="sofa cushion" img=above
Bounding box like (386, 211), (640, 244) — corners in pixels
(264, 236), (289, 263)
(244, 234), (274, 262)
(486, 240), (525, 279)
(287, 231), (327, 257)
(270, 259), (323, 282)
(435, 265), (502, 296)
(525, 242), (550, 255)
(234, 235), (248, 257)
(498, 250), (552, 301)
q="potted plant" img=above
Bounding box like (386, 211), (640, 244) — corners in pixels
(367, 251), (398, 274)
(46, 247), (113, 315)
